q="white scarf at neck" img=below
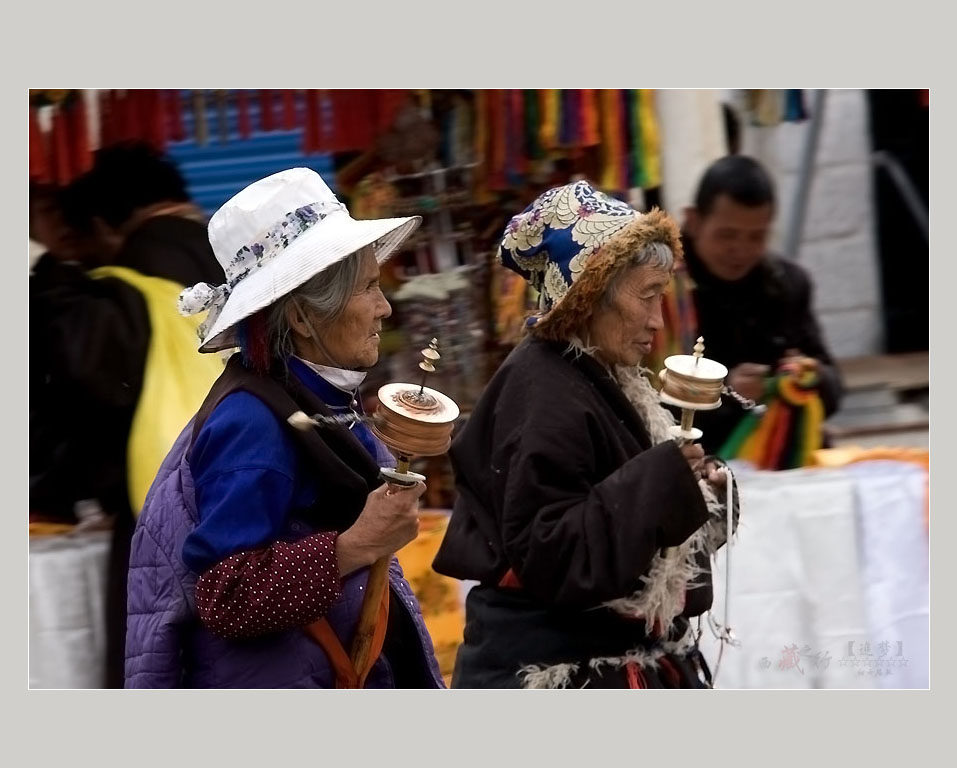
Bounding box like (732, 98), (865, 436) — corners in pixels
(295, 356), (368, 393)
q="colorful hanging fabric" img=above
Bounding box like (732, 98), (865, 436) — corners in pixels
(523, 89), (543, 160)
(236, 90), (252, 139)
(637, 89), (661, 188)
(259, 89), (276, 132)
(580, 89), (600, 147)
(472, 90), (492, 203)
(506, 89), (526, 182)
(599, 89), (624, 190)
(717, 357), (825, 470)
(539, 89), (560, 152)
(50, 106), (72, 186)
(281, 90), (297, 131)
(621, 89), (636, 189)
(559, 89), (573, 146)
(625, 89), (644, 188)
(303, 89), (321, 154)
(322, 90), (373, 153)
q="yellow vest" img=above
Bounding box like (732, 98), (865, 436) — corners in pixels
(91, 266), (225, 516)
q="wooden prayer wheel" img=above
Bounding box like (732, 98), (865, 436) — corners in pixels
(369, 338), (460, 484)
(371, 383), (459, 470)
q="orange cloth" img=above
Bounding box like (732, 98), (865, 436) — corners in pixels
(29, 522), (77, 537)
(395, 510), (465, 686)
(811, 447), (929, 530)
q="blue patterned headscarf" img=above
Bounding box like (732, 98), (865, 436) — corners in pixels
(497, 180), (682, 341)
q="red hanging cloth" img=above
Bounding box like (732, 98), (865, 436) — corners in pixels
(303, 89), (321, 154)
(154, 89), (170, 150)
(326, 90), (346, 152)
(142, 89), (167, 151)
(580, 89), (600, 146)
(281, 90), (297, 131)
(375, 89), (408, 135)
(168, 90), (185, 142)
(101, 90), (118, 146)
(50, 106), (73, 186)
(117, 90), (136, 142)
(259, 89), (276, 132)
(236, 90), (252, 139)
(508, 88), (527, 176)
(347, 89), (374, 152)
(328, 90), (363, 152)
(67, 96), (92, 175)
(29, 107), (51, 183)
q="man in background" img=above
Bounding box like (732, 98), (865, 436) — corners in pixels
(679, 155), (843, 455)
(30, 142), (224, 686)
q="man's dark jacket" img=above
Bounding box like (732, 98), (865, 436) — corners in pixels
(681, 237), (843, 454)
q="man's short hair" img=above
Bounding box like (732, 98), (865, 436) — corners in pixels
(80, 141), (190, 228)
(694, 155), (775, 216)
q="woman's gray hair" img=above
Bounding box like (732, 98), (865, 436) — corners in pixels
(600, 241), (675, 308)
(266, 248), (364, 362)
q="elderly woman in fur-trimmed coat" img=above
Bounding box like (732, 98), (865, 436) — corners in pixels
(433, 181), (738, 689)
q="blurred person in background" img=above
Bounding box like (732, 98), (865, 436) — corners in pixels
(29, 142), (225, 687)
(433, 181), (737, 689)
(125, 168), (443, 689)
(679, 155), (843, 454)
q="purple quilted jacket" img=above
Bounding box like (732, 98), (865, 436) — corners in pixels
(124, 423), (445, 688)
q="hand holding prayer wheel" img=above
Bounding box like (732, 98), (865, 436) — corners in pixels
(350, 338), (458, 678)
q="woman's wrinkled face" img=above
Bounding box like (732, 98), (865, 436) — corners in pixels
(585, 264), (671, 368)
(301, 247), (392, 370)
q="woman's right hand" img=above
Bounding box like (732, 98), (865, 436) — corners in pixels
(335, 481), (426, 576)
(679, 441), (705, 476)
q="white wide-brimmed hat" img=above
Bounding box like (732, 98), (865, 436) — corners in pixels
(178, 167), (421, 352)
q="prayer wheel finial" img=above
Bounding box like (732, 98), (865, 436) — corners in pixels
(418, 338), (440, 393)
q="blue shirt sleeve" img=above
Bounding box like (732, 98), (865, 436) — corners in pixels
(182, 391), (303, 574)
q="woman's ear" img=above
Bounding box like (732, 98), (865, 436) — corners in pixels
(286, 299), (313, 340)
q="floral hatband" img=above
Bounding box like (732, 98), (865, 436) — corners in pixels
(178, 199), (343, 340)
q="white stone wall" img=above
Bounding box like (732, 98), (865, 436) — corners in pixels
(737, 89), (884, 359)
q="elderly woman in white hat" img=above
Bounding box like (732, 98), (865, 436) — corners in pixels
(124, 168), (445, 688)
(433, 181), (737, 689)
